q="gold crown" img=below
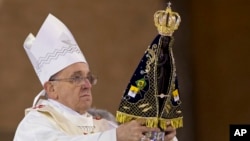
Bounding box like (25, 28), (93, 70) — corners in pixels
(154, 2), (181, 36)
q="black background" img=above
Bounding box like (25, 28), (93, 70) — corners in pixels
(230, 125), (250, 141)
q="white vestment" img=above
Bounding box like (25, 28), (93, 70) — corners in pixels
(14, 99), (117, 141)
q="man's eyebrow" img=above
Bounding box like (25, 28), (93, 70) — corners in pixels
(70, 71), (91, 76)
(70, 71), (82, 76)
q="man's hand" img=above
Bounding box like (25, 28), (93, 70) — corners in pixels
(116, 120), (153, 141)
(164, 126), (177, 141)
(116, 120), (177, 141)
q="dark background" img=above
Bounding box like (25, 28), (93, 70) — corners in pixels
(1, 0), (250, 141)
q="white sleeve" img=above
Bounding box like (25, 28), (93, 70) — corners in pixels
(14, 111), (117, 141)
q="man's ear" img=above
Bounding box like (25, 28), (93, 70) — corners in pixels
(44, 81), (57, 99)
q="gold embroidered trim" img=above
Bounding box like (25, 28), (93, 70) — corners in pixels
(116, 111), (183, 129)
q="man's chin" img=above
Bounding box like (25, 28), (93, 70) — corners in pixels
(82, 101), (92, 108)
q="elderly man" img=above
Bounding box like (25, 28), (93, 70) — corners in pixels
(14, 14), (177, 141)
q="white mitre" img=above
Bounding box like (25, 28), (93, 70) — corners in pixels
(23, 14), (87, 106)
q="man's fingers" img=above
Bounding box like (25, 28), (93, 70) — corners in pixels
(165, 126), (175, 131)
(149, 127), (160, 132)
(135, 118), (146, 125)
(164, 126), (177, 141)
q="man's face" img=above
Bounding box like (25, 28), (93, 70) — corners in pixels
(50, 62), (93, 114)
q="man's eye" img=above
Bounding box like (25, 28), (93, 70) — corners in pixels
(72, 76), (82, 81)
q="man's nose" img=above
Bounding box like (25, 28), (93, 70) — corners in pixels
(81, 78), (92, 88)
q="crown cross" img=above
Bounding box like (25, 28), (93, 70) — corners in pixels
(154, 2), (181, 36)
